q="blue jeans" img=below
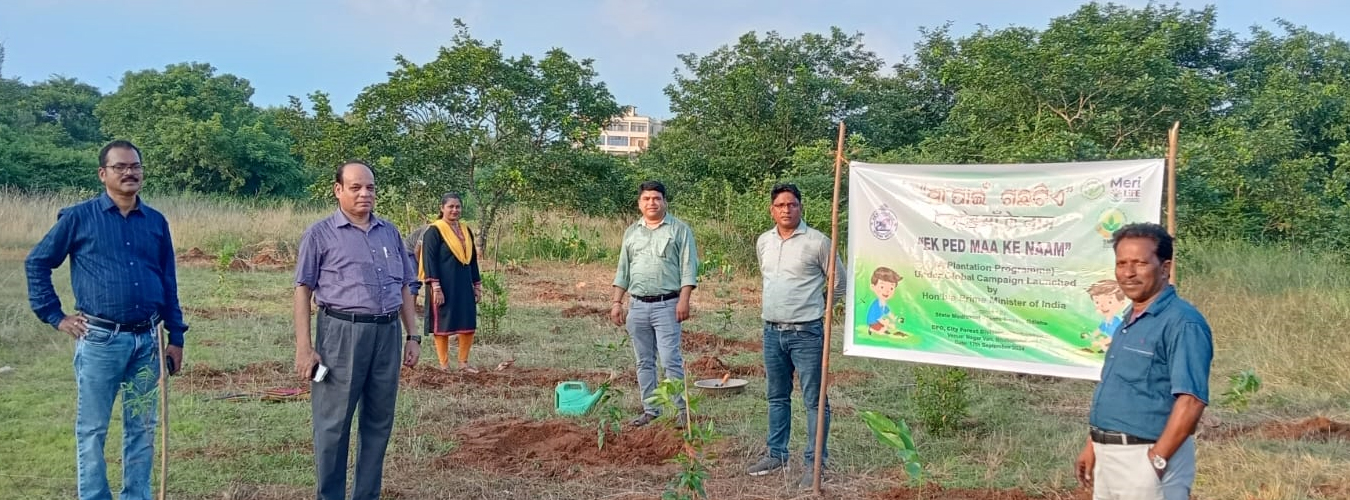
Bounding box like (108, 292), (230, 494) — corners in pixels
(764, 320), (830, 464)
(627, 297), (685, 415)
(74, 324), (160, 500)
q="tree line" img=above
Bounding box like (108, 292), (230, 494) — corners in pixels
(2, 3), (1347, 253)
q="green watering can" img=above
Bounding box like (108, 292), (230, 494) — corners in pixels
(554, 381), (606, 416)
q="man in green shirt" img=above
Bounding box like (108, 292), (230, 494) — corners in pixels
(610, 181), (700, 427)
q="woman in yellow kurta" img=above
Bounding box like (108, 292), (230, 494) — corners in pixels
(418, 193), (482, 372)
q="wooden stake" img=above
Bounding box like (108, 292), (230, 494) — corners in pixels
(155, 326), (169, 500)
(812, 121), (846, 494)
(1167, 121), (1180, 285)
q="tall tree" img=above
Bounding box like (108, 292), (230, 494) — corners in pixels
(656, 27), (883, 191)
(922, 3), (1231, 162)
(326, 20), (621, 246)
(96, 62), (305, 195)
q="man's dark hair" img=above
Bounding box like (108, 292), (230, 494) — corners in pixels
(98, 140), (142, 168)
(335, 159), (373, 185)
(771, 183), (802, 203)
(1111, 222), (1174, 261)
(638, 180), (666, 199)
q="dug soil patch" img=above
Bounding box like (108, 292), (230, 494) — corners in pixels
(1208, 416), (1350, 442)
(683, 330), (761, 355)
(870, 485), (1088, 500)
(177, 361), (298, 394)
(440, 418), (682, 479)
(561, 304), (609, 318)
(182, 305), (254, 320)
(688, 355), (765, 378)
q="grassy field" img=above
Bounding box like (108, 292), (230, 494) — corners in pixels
(0, 193), (1347, 500)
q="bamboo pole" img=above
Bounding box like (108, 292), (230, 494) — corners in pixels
(812, 122), (846, 493)
(155, 326), (169, 500)
(1166, 121), (1180, 286)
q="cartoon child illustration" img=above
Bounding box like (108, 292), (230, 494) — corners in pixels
(1084, 279), (1128, 352)
(866, 267), (905, 337)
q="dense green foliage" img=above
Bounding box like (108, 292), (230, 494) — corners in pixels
(2, 4), (1348, 254)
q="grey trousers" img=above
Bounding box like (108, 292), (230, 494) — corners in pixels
(312, 312), (402, 500)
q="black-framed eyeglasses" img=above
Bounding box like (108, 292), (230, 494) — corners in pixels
(103, 164), (144, 173)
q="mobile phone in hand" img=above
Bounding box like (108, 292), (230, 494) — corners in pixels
(165, 355), (178, 376)
(312, 363), (329, 382)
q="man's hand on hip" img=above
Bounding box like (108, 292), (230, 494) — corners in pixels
(295, 347), (322, 380)
(58, 314), (88, 339)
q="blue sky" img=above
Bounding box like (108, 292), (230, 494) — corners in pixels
(2, 1), (1344, 119)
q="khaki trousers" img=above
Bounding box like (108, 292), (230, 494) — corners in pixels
(1092, 436), (1196, 500)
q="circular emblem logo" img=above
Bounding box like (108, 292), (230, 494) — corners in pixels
(1096, 208), (1126, 239)
(869, 206), (898, 240)
(1081, 179), (1105, 200)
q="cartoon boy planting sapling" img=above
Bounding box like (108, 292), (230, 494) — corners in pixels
(866, 267), (907, 337)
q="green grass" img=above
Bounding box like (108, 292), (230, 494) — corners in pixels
(1, 194), (1348, 499)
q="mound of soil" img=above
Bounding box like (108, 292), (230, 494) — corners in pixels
(870, 485), (1088, 500)
(534, 289), (579, 302)
(440, 418), (682, 478)
(683, 330), (761, 355)
(687, 355), (765, 379)
(1209, 416), (1350, 441)
(178, 247), (217, 266)
(561, 304), (608, 318)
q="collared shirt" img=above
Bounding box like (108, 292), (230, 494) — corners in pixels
(25, 192), (189, 345)
(756, 222), (845, 323)
(294, 210), (415, 315)
(613, 214), (699, 298)
(1088, 285), (1213, 440)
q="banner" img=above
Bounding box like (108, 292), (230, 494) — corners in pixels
(843, 160), (1165, 380)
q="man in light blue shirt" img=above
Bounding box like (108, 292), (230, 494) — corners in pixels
(745, 183), (845, 488)
(610, 180), (699, 427)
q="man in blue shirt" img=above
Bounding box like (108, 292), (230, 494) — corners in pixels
(1075, 223), (1213, 500)
(25, 140), (189, 500)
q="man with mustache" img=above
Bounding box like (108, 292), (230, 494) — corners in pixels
(25, 139), (189, 500)
(294, 160), (420, 500)
(1075, 222), (1213, 500)
(610, 180), (699, 428)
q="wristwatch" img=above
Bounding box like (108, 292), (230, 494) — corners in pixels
(406, 334), (422, 343)
(1148, 448), (1167, 470)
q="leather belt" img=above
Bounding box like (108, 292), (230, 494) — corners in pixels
(766, 319), (823, 331)
(632, 291), (680, 303)
(82, 314), (154, 334)
(322, 307), (398, 324)
(1089, 426), (1156, 445)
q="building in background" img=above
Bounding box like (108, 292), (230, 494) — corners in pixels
(599, 106), (663, 155)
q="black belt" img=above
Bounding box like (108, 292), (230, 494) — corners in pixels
(1090, 426), (1156, 445)
(82, 314), (155, 334)
(322, 307), (398, 324)
(766, 318), (822, 331)
(632, 291), (680, 303)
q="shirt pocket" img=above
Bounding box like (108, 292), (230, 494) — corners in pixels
(652, 234), (673, 258)
(1111, 345), (1157, 383)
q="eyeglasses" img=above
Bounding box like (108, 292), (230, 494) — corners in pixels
(103, 164), (144, 173)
